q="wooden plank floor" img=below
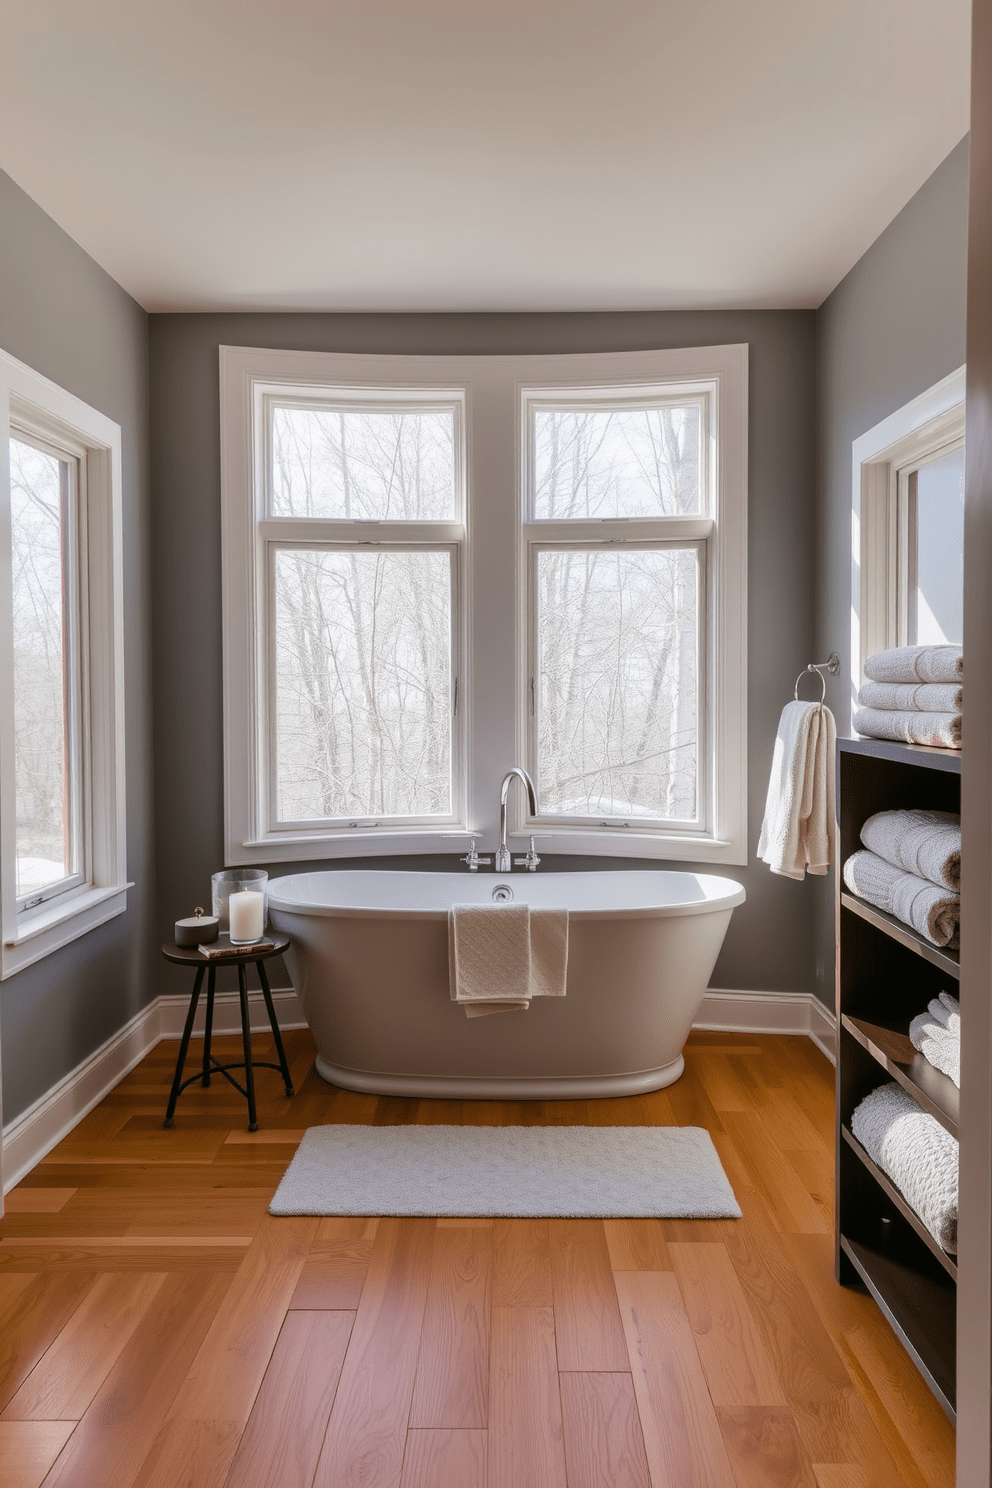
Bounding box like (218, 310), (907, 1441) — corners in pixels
(0, 1030), (954, 1488)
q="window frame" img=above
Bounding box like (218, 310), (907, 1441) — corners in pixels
(220, 344), (747, 867)
(0, 348), (128, 980)
(851, 365), (966, 711)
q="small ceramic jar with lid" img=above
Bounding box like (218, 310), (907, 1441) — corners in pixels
(174, 907), (220, 948)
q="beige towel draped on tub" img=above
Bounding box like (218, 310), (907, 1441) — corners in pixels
(448, 903), (569, 1017)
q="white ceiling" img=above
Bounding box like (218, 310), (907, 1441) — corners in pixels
(0, 0), (971, 313)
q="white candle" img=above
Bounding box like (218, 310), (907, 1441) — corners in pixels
(229, 890), (264, 943)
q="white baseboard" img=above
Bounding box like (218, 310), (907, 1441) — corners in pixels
(1, 986), (305, 1194)
(694, 989), (837, 1064)
(3, 985), (832, 1195)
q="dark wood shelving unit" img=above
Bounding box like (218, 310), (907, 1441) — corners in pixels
(836, 734), (960, 1421)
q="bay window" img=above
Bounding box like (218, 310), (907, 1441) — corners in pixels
(221, 344), (746, 865)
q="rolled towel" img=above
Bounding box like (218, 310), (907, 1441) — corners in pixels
(858, 680), (962, 713)
(851, 1082), (958, 1252)
(930, 991), (961, 1035)
(908, 1012), (961, 1087)
(843, 849), (959, 947)
(864, 645), (963, 685)
(859, 809), (960, 891)
(852, 706), (960, 750)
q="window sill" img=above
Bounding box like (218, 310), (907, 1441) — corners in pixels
(2, 882), (132, 980)
(229, 827), (744, 867)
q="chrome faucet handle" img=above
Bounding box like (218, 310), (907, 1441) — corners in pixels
(513, 836), (541, 872)
(455, 835), (492, 872)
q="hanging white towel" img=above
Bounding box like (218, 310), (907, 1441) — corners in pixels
(757, 701), (837, 880)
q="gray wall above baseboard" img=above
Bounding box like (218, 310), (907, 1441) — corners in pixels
(0, 167), (155, 1128)
(813, 136), (969, 1009)
(149, 308), (817, 1001)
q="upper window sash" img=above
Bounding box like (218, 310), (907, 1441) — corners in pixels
(256, 387), (466, 525)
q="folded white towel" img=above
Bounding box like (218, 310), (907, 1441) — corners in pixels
(864, 645), (963, 685)
(858, 680), (962, 713)
(851, 1082), (958, 1253)
(853, 706), (960, 749)
(842, 849), (960, 947)
(448, 903), (568, 1018)
(757, 701), (837, 880)
(859, 809), (961, 891)
(909, 1012), (961, 1087)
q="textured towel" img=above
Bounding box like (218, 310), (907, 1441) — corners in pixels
(909, 1011), (961, 1088)
(858, 680), (962, 713)
(863, 645), (963, 685)
(757, 701), (837, 880)
(929, 991), (961, 1035)
(853, 706), (960, 749)
(843, 849), (960, 947)
(851, 1082), (958, 1252)
(860, 809), (961, 891)
(448, 903), (568, 1018)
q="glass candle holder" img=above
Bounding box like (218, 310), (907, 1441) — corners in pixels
(211, 869), (268, 943)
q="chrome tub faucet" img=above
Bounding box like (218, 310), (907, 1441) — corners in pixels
(497, 767), (539, 872)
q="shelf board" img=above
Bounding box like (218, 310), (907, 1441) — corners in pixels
(838, 735), (962, 773)
(841, 1126), (957, 1279)
(840, 892), (960, 978)
(840, 1236), (956, 1421)
(842, 1015), (958, 1137)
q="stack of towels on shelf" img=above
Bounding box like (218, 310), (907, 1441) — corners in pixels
(842, 807), (960, 948)
(910, 990), (961, 1089)
(853, 643), (962, 749)
(851, 1082), (958, 1253)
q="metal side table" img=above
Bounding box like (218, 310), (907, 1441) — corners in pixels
(161, 935), (295, 1132)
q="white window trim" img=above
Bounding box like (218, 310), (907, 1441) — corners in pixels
(220, 343), (747, 866)
(0, 349), (128, 979)
(851, 365), (966, 714)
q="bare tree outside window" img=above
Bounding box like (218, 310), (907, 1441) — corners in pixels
(537, 548), (698, 820)
(10, 437), (73, 895)
(274, 548), (452, 821)
(530, 403), (702, 823)
(271, 405), (455, 521)
(533, 404), (700, 519)
(266, 403), (457, 823)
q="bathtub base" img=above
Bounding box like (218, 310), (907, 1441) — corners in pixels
(314, 1053), (685, 1101)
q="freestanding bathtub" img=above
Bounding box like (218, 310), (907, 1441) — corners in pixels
(267, 869), (745, 1100)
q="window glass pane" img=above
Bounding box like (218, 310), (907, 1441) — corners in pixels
(533, 405), (700, 519)
(10, 438), (72, 895)
(271, 405), (456, 520)
(536, 547), (698, 820)
(274, 548), (452, 821)
(911, 446), (964, 644)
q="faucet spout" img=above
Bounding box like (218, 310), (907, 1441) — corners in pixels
(497, 767), (538, 872)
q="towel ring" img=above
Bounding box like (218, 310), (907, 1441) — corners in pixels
(794, 652), (840, 704)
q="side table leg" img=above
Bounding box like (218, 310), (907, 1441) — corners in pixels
(165, 965), (205, 1128)
(257, 958), (295, 1097)
(238, 959), (258, 1132)
(201, 965), (216, 1087)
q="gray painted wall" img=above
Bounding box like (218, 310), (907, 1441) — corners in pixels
(813, 136), (969, 1007)
(149, 309), (817, 999)
(0, 168), (154, 1124)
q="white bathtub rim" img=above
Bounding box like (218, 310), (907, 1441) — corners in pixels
(268, 868), (746, 921)
(313, 1053), (686, 1100)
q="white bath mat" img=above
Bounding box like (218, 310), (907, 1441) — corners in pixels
(268, 1124), (741, 1218)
